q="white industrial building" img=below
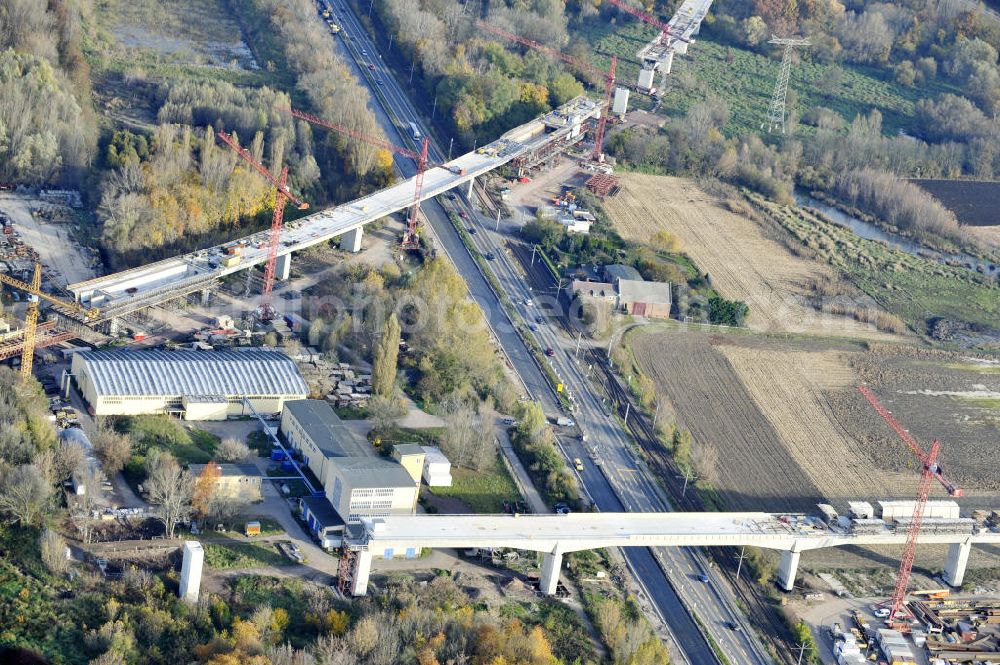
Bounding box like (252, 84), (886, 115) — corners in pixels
(70, 349), (308, 420)
(420, 446), (452, 487)
(280, 400), (417, 527)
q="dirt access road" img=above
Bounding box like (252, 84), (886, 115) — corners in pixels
(604, 174), (903, 340)
(0, 194), (95, 287)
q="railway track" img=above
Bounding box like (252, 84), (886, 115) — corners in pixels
(585, 345), (797, 665)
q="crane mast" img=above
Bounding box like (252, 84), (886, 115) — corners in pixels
(216, 130), (308, 321)
(283, 108), (429, 247)
(859, 385), (963, 629)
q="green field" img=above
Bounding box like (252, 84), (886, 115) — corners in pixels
(202, 542), (293, 569)
(760, 196), (1000, 331)
(428, 458), (521, 513)
(588, 22), (958, 136)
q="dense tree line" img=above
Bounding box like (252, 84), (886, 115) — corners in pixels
(372, 0), (583, 145)
(97, 0), (395, 264)
(0, 0), (96, 185)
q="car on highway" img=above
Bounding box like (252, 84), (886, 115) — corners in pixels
(697, 573), (710, 583)
(554, 502), (571, 515)
(467, 226), (476, 234)
(485, 252), (495, 260)
(376, 78), (384, 85)
(725, 621), (741, 632)
(458, 210), (468, 219)
(545, 347), (555, 356)
(368, 63), (376, 70)
(535, 316), (544, 324)
(523, 298), (533, 306)
(573, 457), (584, 472)
(529, 323), (538, 332)
(447, 193), (458, 200)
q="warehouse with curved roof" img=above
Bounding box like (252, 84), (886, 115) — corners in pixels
(70, 349), (308, 420)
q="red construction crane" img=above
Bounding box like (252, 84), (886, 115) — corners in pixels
(216, 130), (308, 321)
(859, 385), (963, 497)
(475, 20), (617, 161)
(283, 108), (429, 247)
(859, 385), (963, 628)
(605, 0), (691, 47)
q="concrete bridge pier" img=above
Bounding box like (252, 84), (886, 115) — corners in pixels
(674, 40), (689, 55)
(944, 540), (972, 587)
(200, 289), (211, 306)
(351, 549), (373, 596)
(778, 545), (801, 592)
(107, 317), (121, 337)
(466, 177), (475, 198)
(275, 253), (292, 280)
(539, 548), (563, 595)
(340, 227), (363, 253)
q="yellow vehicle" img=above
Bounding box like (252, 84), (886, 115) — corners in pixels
(328, 21), (341, 32)
(322, 9), (331, 17)
(573, 458), (584, 472)
(245, 521), (261, 537)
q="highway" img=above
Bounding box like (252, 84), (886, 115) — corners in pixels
(316, 2), (773, 663)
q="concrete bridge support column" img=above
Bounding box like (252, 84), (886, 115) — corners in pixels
(466, 177), (475, 198)
(539, 549), (563, 596)
(779, 547), (801, 592)
(179, 541), (204, 603)
(200, 289), (211, 306)
(351, 549), (373, 596)
(275, 253), (292, 281)
(107, 317), (121, 337)
(693, 20), (702, 35)
(674, 40), (688, 55)
(340, 227), (363, 253)
(945, 540), (972, 588)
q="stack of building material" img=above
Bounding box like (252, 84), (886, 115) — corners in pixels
(877, 629), (918, 665)
(851, 518), (887, 535)
(879, 500), (960, 521)
(420, 446), (452, 487)
(834, 632), (865, 665)
(847, 501), (875, 519)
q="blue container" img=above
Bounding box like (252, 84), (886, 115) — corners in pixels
(271, 449), (287, 461)
(281, 460), (295, 472)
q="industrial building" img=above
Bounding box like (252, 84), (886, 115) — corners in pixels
(299, 495), (345, 549)
(187, 463), (263, 503)
(70, 349), (308, 419)
(327, 457), (418, 524)
(280, 399), (418, 528)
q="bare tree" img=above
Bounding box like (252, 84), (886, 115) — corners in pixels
(366, 395), (406, 434)
(55, 437), (86, 481)
(144, 452), (193, 538)
(216, 437), (252, 462)
(91, 424), (132, 475)
(206, 496), (248, 530)
(0, 464), (51, 526)
(39, 528), (69, 574)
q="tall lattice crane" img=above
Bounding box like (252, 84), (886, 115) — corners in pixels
(475, 20), (617, 161)
(0, 264), (99, 378)
(764, 36), (809, 134)
(859, 385), (963, 628)
(216, 131), (309, 321)
(282, 108), (430, 247)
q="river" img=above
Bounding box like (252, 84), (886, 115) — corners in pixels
(794, 193), (999, 278)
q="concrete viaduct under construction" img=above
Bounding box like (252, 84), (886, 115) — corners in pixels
(338, 512), (999, 597)
(62, 97), (601, 332)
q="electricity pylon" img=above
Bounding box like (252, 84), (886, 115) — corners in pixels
(764, 36), (810, 134)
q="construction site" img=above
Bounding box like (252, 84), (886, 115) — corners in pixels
(2, 0), (1000, 663)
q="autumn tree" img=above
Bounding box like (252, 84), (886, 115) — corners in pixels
(145, 452), (193, 538)
(0, 464), (52, 526)
(192, 462), (221, 516)
(372, 313), (401, 397)
(92, 423), (133, 475)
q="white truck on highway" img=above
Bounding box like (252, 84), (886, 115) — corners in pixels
(554, 416), (575, 427)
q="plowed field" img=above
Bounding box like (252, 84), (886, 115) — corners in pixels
(632, 328), (999, 510)
(605, 173), (902, 340)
